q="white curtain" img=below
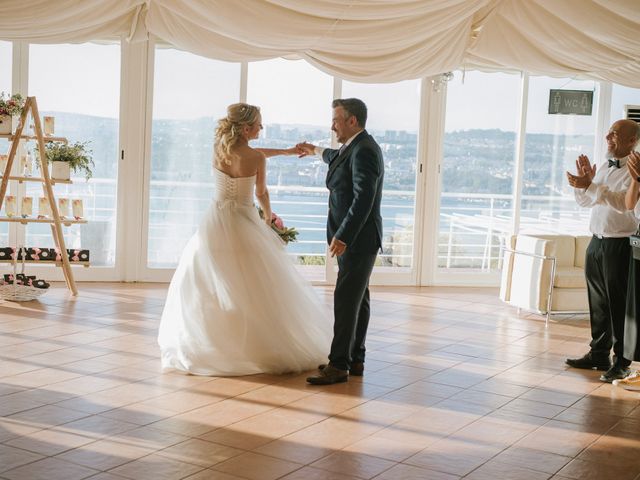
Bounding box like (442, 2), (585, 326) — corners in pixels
(1, 0), (639, 86)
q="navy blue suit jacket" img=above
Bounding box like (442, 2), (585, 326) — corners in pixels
(322, 130), (384, 254)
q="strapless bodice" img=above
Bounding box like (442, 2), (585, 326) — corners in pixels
(212, 168), (256, 207)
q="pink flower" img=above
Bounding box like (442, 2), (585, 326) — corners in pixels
(273, 216), (284, 229)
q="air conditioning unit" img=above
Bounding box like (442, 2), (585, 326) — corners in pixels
(625, 104), (640, 123)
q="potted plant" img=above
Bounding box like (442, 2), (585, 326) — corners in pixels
(44, 141), (94, 181)
(0, 92), (25, 135)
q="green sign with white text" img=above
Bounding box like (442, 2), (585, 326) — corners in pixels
(548, 89), (593, 115)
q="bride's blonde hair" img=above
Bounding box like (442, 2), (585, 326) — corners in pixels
(214, 103), (261, 166)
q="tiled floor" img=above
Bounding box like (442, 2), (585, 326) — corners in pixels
(1, 283), (639, 480)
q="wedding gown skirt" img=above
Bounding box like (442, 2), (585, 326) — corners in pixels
(158, 169), (332, 376)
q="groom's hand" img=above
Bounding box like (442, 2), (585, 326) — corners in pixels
(296, 142), (316, 158)
(329, 237), (347, 257)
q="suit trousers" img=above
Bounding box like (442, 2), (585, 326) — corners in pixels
(585, 236), (630, 366)
(623, 256), (640, 361)
(329, 250), (377, 371)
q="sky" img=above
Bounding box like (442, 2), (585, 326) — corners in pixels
(1, 41), (639, 136)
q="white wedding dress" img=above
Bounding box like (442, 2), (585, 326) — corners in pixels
(158, 168), (332, 376)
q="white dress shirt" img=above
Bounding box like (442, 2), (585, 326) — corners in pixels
(574, 155), (639, 237)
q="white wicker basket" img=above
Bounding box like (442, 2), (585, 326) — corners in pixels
(0, 283), (48, 302)
(0, 246), (49, 302)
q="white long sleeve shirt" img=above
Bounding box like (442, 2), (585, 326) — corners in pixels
(574, 156), (639, 237)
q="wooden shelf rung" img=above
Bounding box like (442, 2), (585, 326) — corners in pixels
(0, 176), (72, 184)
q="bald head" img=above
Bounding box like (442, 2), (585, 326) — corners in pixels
(606, 119), (640, 159)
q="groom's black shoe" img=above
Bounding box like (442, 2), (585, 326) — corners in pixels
(307, 365), (348, 385)
(565, 352), (611, 371)
(318, 362), (364, 376)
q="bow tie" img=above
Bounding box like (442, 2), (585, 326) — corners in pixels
(608, 159), (620, 168)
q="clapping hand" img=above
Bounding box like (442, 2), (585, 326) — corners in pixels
(628, 151), (640, 183)
(296, 142), (316, 158)
(566, 154), (596, 189)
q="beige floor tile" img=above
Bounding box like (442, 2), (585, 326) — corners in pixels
(310, 451), (395, 479)
(491, 446), (571, 475)
(405, 438), (503, 477)
(58, 414), (138, 439)
(281, 465), (365, 479)
(463, 459), (553, 480)
(212, 451), (302, 480)
(181, 470), (249, 480)
(5, 426), (95, 456)
(515, 420), (602, 457)
(1, 457), (98, 480)
(109, 453), (204, 480)
(0, 417), (44, 443)
(343, 435), (424, 462)
(576, 429), (640, 468)
(56, 438), (154, 470)
(371, 463), (460, 480)
(0, 443), (44, 473)
(8, 404), (90, 428)
(499, 398), (568, 419)
(98, 401), (177, 426)
(557, 458), (640, 480)
(156, 438), (243, 467)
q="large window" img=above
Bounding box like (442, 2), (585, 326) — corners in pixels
(440, 71), (521, 271)
(26, 43), (120, 266)
(342, 80), (421, 271)
(0, 41), (11, 247)
(248, 58), (333, 275)
(519, 77), (597, 235)
(147, 49), (240, 268)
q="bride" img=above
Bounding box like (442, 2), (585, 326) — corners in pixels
(158, 103), (332, 376)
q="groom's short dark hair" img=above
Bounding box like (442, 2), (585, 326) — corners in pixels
(332, 98), (367, 128)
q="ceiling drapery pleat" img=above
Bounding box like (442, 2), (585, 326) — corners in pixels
(1, 0), (639, 86)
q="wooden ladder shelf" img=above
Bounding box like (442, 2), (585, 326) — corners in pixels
(0, 96), (80, 296)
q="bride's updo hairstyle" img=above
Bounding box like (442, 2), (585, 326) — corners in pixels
(214, 103), (261, 166)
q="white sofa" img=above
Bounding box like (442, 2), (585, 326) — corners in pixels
(500, 234), (591, 319)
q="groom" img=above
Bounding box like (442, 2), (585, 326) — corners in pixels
(298, 98), (384, 385)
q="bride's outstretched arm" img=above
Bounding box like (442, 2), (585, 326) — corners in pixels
(255, 154), (272, 226)
(255, 147), (301, 157)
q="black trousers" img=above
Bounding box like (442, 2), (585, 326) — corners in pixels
(585, 236), (630, 366)
(623, 255), (640, 361)
(328, 250), (377, 371)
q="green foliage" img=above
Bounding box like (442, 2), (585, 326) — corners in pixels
(297, 255), (325, 266)
(44, 141), (94, 180)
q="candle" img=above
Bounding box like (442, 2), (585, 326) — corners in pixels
(44, 116), (55, 135)
(5, 195), (16, 217)
(58, 197), (70, 217)
(72, 199), (84, 219)
(0, 154), (7, 176)
(21, 196), (33, 217)
(38, 197), (51, 217)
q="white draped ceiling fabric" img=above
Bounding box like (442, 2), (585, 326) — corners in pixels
(1, 0), (639, 86)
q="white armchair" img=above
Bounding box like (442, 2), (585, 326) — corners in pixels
(500, 234), (590, 321)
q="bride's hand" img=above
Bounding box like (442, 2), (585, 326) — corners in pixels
(296, 142), (315, 157)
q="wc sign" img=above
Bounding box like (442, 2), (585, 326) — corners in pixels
(548, 89), (593, 115)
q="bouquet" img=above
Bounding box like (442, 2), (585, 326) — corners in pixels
(257, 207), (299, 244)
(0, 92), (25, 117)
